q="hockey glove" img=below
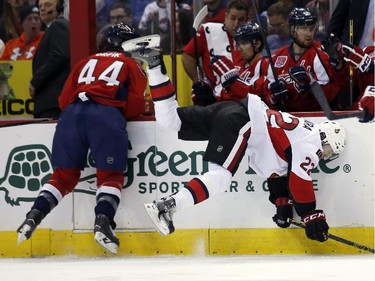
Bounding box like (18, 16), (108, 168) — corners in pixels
(192, 79), (216, 106)
(342, 45), (373, 73)
(210, 55), (239, 88)
(359, 85), (375, 122)
(288, 65), (311, 92)
(321, 34), (344, 67)
(269, 78), (288, 105)
(272, 197), (293, 228)
(302, 210), (329, 242)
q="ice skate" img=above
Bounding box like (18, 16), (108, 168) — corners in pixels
(94, 214), (119, 254)
(130, 47), (163, 68)
(144, 197), (176, 235)
(17, 209), (44, 245)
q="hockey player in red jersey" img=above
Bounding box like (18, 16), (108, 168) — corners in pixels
(17, 23), (147, 254)
(135, 46), (346, 243)
(210, 21), (268, 103)
(264, 7), (340, 112)
(182, 0), (249, 106)
(322, 34), (374, 113)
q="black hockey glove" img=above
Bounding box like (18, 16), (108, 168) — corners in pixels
(321, 34), (344, 68)
(302, 210), (329, 242)
(272, 197), (293, 228)
(269, 78), (288, 105)
(288, 65), (311, 92)
(210, 55), (239, 88)
(192, 79), (216, 106)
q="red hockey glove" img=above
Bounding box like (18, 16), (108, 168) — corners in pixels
(192, 79), (216, 106)
(342, 45), (372, 73)
(288, 65), (311, 92)
(302, 210), (329, 242)
(272, 197), (293, 228)
(321, 34), (344, 67)
(359, 85), (375, 122)
(269, 78), (288, 105)
(210, 55), (239, 88)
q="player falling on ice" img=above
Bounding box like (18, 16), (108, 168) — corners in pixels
(127, 39), (347, 243)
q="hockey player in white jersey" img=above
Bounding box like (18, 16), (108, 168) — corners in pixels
(132, 46), (347, 243)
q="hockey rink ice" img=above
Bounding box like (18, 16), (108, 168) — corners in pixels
(0, 255), (374, 281)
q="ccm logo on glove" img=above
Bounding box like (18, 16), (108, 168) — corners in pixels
(302, 211), (326, 224)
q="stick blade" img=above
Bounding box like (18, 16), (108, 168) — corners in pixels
(121, 34), (161, 52)
(193, 5), (208, 30)
(310, 80), (336, 119)
(310, 81), (365, 120)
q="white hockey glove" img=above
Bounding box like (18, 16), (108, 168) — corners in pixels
(210, 55), (239, 88)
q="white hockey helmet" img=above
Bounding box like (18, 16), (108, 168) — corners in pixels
(319, 121), (347, 154)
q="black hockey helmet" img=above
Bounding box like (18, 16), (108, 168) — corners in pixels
(234, 22), (262, 44)
(288, 7), (317, 27)
(107, 23), (139, 49)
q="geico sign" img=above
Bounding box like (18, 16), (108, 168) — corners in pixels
(0, 99), (34, 115)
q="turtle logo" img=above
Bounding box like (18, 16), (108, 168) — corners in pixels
(0, 144), (99, 206)
(0, 144), (53, 206)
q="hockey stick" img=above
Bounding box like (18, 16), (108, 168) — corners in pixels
(288, 69), (365, 120)
(251, 0), (287, 111)
(291, 220), (374, 254)
(308, 76), (365, 120)
(192, 5), (208, 82)
(349, 19), (354, 108)
(251, 0), (278, 83)
(0, 118), (57, 128)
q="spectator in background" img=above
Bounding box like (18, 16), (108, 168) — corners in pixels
(327, 0), (374, 48)
(96, 0), (119, 31)
(29, 0), (70, 118)
(0, 0), (28, 43)
(138, 0), (170, 53)
(181, 0), (249, 105)
(203, 0), (228, 23)
(1, 5), (43, 61)
(264, 1), (293, 55)
(96, 1), (139, 49)
(109, 1), (139, 33)
(305, 0), (330, 41)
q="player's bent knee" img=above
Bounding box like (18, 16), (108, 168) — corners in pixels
(47, 168), (81, 196)
(202, 163), (232, 197)
(154, 97), (181, 131)
(96, 169), (124, 191)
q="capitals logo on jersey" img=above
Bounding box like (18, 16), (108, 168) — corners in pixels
(275, 56), (287, 68)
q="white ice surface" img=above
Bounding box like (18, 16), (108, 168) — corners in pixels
(0, 255), (374, 281)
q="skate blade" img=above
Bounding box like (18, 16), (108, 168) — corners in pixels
(94, 232), (118, 254)
(17, 225), (31, 245)
(121, 34), (160, 52)
(144, 203), (170, 236)
(17, 232), (28, 245)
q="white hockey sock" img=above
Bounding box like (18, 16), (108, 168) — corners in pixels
(172, 163), (232, 212)
(172, 187), (195, 212)
(154, 96), (182, 131)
